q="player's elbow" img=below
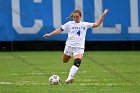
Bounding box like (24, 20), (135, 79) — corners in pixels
(96, 22), (101, 26)
(93, 23), (100, 28)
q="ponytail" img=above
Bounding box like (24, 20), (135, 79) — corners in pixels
(66, 13), (73, 20)
(66, 10), (82, 20)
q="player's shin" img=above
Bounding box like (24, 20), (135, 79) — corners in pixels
(67, 58), (81, 80)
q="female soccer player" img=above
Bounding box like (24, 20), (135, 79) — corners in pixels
(43, 9), (109, 84)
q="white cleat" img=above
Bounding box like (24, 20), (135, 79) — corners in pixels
(65, 78), (74, 84)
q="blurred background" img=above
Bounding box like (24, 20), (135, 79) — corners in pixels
(0, 0), (140, 51)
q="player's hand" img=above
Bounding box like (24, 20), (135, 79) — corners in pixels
(43, 33), (51, 38)
(103, 9), (109, 15)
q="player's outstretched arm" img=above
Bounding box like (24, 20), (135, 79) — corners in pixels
(92, 9), (109, 28)
(43, 28), (62, 38)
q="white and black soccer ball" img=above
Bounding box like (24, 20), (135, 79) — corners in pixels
(49, 75), (60, 85)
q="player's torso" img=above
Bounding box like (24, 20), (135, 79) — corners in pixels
(66, 21), (87, 48)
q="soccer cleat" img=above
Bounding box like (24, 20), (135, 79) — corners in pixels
(65, 78), (74, 84)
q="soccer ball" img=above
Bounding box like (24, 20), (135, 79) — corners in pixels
(49, 75), (60, 85)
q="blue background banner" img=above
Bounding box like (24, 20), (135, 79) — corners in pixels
(0, 0), (140, 41)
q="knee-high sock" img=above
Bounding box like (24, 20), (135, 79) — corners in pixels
(67, 65), (78, 79)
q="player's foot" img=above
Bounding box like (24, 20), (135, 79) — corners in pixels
(65, 78), (74, 84)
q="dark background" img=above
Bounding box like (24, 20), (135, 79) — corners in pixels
(0, 41), (140, 51)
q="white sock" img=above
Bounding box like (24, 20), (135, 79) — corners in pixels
(67, 65), (78, 79)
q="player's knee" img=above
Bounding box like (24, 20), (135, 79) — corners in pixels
(63, 59), (68, 63)
(73, 58), (81, 67)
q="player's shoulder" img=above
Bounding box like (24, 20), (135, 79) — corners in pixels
(79, 21), (90, 26)
(82, 21), (90, 24)
(67, 21), (75, 24)
(64, 21), (74, 25)
(65, 21), (91, 25)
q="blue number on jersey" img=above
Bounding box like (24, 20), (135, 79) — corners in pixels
(77, 30), (80, 36)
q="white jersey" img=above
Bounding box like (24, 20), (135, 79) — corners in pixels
(61, 21), (93, 48)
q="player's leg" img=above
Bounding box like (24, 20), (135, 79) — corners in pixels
(63, 54), (71, 63)
(65, 54), (82, 84)
(65, 48), (84, 84)
(63, 45), (72, 63)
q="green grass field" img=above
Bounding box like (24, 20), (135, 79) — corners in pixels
(0, 51), (140, 93)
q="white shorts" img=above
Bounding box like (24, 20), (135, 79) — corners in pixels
(64, 45), (84, 57)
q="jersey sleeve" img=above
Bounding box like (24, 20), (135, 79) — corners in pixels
(84, 22), (94, 28)
(60, 21), (70, 31)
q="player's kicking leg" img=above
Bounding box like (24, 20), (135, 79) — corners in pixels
(65, 54), (82, 84)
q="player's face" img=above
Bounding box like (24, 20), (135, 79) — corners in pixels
(73, 13), (81, 23)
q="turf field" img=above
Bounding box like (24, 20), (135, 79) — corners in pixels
(0, 51), (140, 93)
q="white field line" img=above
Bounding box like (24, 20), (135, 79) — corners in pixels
(9, 71), (140, 86)
(11, 72), (67, 76)
(78, 83), (132, 86)
(11, 71), (88, 76)
(0, 81), (49, 86)
(0, 82), (12, 85)
(0, 81), (139, 86)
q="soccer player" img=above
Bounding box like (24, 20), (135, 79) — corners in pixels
(43, 9), (108, 84)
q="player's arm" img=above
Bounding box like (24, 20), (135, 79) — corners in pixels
(92, 9), (109, 28)
(43, 28), (62, 38)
